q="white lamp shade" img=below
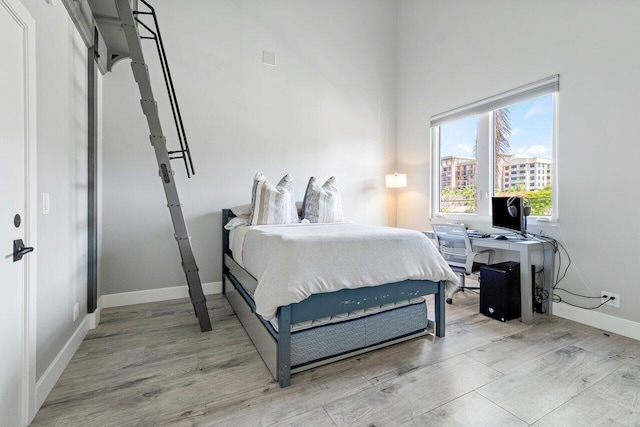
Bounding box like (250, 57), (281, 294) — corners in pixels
(385, 173), (407, 188)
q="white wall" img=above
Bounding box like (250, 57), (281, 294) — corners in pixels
(101, 0), (398, 294)
(397, 0), (640, 324)
(19, 1), (90, 379)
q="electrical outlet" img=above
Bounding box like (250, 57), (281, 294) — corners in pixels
(73, 302), (80, 321)
(601, 291), (620, 308)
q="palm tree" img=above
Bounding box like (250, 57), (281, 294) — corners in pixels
(472, 108), (512, 191)
(494, 107), (512, 191)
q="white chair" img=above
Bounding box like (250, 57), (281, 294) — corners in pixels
(432, 224), (495, 304)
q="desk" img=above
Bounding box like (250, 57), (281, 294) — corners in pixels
(424, 231), (555, 325)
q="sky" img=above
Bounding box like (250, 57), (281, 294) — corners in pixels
(440, 94), (553, 160)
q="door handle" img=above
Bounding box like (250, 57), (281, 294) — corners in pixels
(13, 239), (34, 262)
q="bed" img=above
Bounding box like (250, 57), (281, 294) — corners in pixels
(222, 209), (457, 387)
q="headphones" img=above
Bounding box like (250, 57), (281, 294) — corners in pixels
(507, 196), (531, 217)
(507, 196), (518, 217)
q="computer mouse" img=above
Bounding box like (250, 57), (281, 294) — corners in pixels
(494, 235), (508, 240)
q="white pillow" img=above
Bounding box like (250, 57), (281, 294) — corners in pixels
(248, 173), (299, 225)
(231, 204), (252, 218)
(301, 176), (344, 223)
(224, 216), (249, 230)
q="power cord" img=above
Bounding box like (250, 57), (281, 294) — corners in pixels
(525, 231), (612, 310)
(553, 287), (601, 299)
(525, 232), (555, 313)
(532, 266), (548, 313)
(553, 294), (615, 310)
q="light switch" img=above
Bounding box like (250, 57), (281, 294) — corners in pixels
(43, 193), (50, 215)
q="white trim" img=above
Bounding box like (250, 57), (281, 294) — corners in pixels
(2, 0), (38, 423)
(87, 296), (104, 329)
(35, 316), (90, 414)
(553, 302), (640, 342)
(101, 282), (222, 308)
(24, 10), (38, 425)
(34, 282), (219, 414)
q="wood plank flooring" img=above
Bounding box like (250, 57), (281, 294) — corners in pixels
(30, 291), (640, 426)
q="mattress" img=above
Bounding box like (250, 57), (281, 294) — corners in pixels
(229, 225), (250, 267)
(229, 222), (458, 320)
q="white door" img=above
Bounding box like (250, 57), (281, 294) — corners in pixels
(0, 0), (36, 425)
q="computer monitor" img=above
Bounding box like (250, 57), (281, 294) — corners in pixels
(492, 196), (526, 235)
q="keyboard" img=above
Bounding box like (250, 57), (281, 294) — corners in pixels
(467, 232), (491, 238)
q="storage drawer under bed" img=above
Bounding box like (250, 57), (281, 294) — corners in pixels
(224, 273), (429, 368)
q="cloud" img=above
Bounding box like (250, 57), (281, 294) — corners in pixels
(511, 127), (520, 137)
(524, 101), (547, 119)
(526, 145), (548, 155)
(514, 145), (547, 156)
(457, 143), (474, 155)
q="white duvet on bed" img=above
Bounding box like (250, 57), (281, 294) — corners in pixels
(232, 222), (459, 320)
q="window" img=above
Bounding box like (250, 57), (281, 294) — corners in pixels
(437, 116), (478, 213)
(431, 76), (558, 219)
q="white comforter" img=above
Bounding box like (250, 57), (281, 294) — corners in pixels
(234, 222), (459, 320)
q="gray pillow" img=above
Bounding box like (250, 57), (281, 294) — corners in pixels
(301, 176), (344, 223)
(248, 173), (299, 225)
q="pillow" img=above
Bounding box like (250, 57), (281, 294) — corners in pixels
(301, 176), (344, 223)
(230, 204), (252, 218)
(248, 173), (299, 225)
(224, 216), (249, 230)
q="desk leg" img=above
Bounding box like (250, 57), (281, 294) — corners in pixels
(519, 247), (533, 324)
(543, 247), (555, 315)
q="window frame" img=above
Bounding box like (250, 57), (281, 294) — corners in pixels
(430, 76), (559, 223)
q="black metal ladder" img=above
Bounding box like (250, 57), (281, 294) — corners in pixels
(89, 0), (211, 332)
(134, 0), (195, 177)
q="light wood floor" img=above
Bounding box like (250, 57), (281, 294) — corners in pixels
(31, 291), (640, 426)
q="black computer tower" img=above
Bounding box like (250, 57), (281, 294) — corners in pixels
(479, 261), (521, 322)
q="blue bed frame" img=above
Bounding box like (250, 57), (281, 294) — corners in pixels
(222, 209), (446, 387)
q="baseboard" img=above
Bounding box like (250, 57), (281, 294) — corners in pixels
(34, 283), (220, 412)
(553, 302), (640, 341)
(88, 295), (103, 329)
(101, 281), (222, 308)
(35, 315), (90, 412)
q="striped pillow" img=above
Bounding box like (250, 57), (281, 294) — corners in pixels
(248, 173), (299, 225)
(302, 176), (344, 223)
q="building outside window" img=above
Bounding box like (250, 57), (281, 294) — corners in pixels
(437, 116), (478, 213)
